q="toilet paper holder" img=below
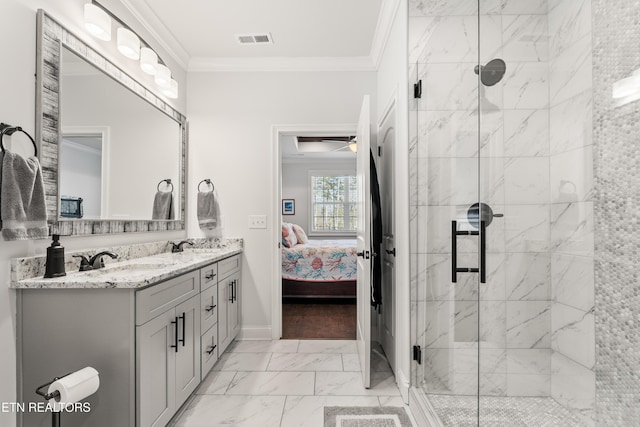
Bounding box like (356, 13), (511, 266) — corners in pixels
(35, 372), (72, 427)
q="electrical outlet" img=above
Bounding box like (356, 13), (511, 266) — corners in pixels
(248, 215), (267, 229)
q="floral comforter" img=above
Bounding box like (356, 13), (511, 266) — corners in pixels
(282, 239), (357, 282)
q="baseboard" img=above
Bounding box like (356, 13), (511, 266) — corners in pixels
(237, 326), (273, 340)
(409, 387), (444, 427)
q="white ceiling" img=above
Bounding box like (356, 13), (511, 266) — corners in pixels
(123, 0), (387, 70)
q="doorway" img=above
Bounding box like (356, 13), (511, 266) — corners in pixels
(277, 129), (358, 339)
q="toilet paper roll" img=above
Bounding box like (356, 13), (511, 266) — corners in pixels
(47, 367), (99, 410)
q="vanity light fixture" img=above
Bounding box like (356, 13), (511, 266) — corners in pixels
(140, 47), (158, 75)
(83, 1), (178, 98)
(117, 27), (140, 60)
(83, 3), (111, 41)
(349, 142), (358, 153)
(155, 64), (172, 89)
(163, 79), (179, 99)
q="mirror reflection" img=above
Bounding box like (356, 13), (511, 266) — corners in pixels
(59, 47), (181, 220)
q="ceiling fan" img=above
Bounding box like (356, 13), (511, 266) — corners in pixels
(296, 136), (357, 153)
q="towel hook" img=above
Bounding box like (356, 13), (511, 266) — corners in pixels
(0, 123), (38, 157)
(198, 179), (214, 193)
(157, 178), (173, 192)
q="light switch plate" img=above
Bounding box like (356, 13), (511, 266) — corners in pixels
(248, 215), (267, 229)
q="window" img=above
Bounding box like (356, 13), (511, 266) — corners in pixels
(309, 172), (357, 234)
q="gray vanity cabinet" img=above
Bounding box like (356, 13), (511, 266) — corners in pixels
(217, 255), (242, 354)
(136, 273), (201, 427)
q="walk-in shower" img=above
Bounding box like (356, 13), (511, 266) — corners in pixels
(409, 0), (601, 425)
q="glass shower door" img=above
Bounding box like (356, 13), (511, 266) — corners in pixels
(410, 0), (484, 423)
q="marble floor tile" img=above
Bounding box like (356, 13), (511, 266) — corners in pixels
(196, 371), (236, 395)
(226, 339), (299, 353)
(342, 353), (361, 371)
(315, 371), (400, 396)
(297, 339), (357, 354)
(173, 395), (286, 427)
(267, 352), (343, 371)
(226, 371), (315, 396)
(379, 396), (409, 407)
(213, 352), (272, 371)
(281, 395), (380, 427)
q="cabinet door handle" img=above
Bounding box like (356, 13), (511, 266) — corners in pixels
(178, 312), (186, 347)
(228, 281), (234, 301)
(170, 317), (179, 353)
(205, 273), (216, 280)
(206, 344), (217, 355)
(205, 304), (217, 312)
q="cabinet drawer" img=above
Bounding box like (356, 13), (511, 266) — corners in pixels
(200, 264), (218, 291)
(218, 255), (240, 280)
(200, 284), (217, 333)
(201, 325), (218, 380)
(136, 271), (199, 326)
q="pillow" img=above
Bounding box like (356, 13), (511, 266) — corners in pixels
(281, 223), (297, 248)
(291, 224), (309, 244)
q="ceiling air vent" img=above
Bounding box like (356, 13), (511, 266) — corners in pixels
(236, 33), (273, 45)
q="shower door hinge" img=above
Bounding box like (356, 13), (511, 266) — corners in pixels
(413, 345), (422, 364)
(413, 80), (422, 99)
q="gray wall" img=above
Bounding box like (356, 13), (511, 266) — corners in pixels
(593, 0), (640, 424)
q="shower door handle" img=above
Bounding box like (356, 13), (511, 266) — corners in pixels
(480, 220), (486, 284)
(451, 220), (481, 283)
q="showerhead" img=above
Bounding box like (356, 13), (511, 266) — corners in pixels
(474, 58), (506, 87)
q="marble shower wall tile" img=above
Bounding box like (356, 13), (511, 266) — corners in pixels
(507, 349), (552, 375)
(506, 253), (551, 300)
(503, 109), (550, 157)
(501, 0), (548, 15)
(427, 158), (505, 205)
(420, 110), (504, 158)
(550, 145), (594, 203)
(551, 303), (595, 369)
(502, 15), (549, 62)
(550, 201), (594, 256)
(420, 63), (503, 111)
(548, 0), (592, 56)
(549, 35), (593, 106)
(504, 204), (550, 253)
(551, 253), (594, 312)
(411, 15), (502, 64)
(506, 374), (550, 396)
(503, 62), (549, 109)
(504, 157), (550, 204)
(551, 352), (595, 426)
(549, 90), (592, 154)
(506, 301), (551, 348)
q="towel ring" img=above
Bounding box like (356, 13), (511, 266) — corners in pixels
(157, 179), (173, 192)
(0, 123), (38, 157)
(198, 179), (214, 193)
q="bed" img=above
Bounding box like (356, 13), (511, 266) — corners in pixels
(282, 239), (357, 299)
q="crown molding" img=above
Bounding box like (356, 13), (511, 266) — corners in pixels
(120, 0), (190, 70)
(188, 56), (377, 72)
(370, 0), (402, 70)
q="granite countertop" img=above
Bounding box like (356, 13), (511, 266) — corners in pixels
(11, 247), (242, 289)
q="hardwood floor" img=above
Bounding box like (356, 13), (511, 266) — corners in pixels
(282, 302), (356, 339)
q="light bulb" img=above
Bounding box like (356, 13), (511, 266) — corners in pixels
(154, 64), (172, 88)
(84, 3), (111, 41)
(349, 143), (357, 153)
(140, 47), (158, 75)
(162, 79), (179, 99)
(117, 27), (140, 60)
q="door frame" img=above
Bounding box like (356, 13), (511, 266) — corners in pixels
(270, 123), (357, 339)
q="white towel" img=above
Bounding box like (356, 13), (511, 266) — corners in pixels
(197, 191), (217, 229)
(152, 191), (174, 220)
(0, 150), (48, 240)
